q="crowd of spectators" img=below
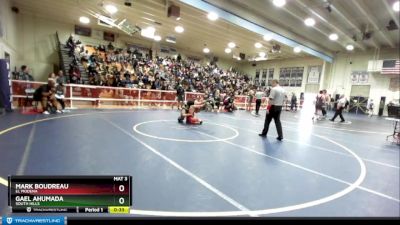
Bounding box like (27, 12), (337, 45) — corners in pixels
(64, 36), (268, 104)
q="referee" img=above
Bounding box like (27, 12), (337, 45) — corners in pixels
(259, 79), (285, 141)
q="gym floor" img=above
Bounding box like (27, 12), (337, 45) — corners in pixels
(0, 108), (399, 217)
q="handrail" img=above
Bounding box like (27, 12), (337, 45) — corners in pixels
(55, 32), (66, 76)
(10, 80), (270, 110)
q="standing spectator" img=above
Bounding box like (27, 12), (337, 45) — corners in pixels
(330, 94), (347, 122)
(327, 94), (333, 111)
(247, 88), (254, 111)
(259, 80), (285, 141)
(18, 65), (34, 81)
(283, 94), (289, 111)
(175, 83), (185, 110)
(321, 90), (329, 118)
(214, 89), (221, 112)
(66, 35), (76, 57)
(368, 99), (374, 117)
(56, 70), (67, 84)
(254, 88), (264, 116)
(330, 95), (335, 111)
(313, 90), (325, 121)
(300, 92), (304, 109)
(290, 92), (297, 112)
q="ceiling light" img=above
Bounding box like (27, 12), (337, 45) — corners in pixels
(237, 57), (241, 61)
(154, 35), (161, 41)
(259, 52), (266, 57)
(141, 27), (156, 39)
(346, 44), (354, 51)
(147, 27), (155, 33)
(255, 42), (263, 48)
(304, 18), (316, 27)
(165, 37), (176, 43)
(203, 48), (210, 53)
(79, 16), (90, 24)
(225, 48), (232, 54)
(105, 4), (118, 14)
(329, 33), (338, 41)
(228, 42), (236, 48)
(272, 0), (286, 7)
(293, 46), (301, 53)
(263, 34), (273, 41)
(175, 26), (184, 33)
(393, 1), (399, 12)
(207, 12), (219, 21)
(176, 17), (181, 21)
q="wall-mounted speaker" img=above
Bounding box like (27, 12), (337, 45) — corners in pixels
(239, 53), (245, 60)
(168, 5), (180, 19)
(11, 6), (19, 14)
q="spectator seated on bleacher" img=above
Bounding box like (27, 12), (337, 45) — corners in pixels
(69, 64), (81, 84)
(80, 50), (89, 63)
(57, 70), (68, 84)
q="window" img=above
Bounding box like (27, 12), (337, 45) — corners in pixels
(267, 68), (274, 86)
(261, 69), (268, 86)
(255, 69), (260, 79)
(279, 68), (289, 86)
(279, 67), (304, 87)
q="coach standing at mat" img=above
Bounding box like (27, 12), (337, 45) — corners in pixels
(259, 79), (285, 141)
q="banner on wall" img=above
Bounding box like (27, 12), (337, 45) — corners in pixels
(187, 56), (201, 62)
(389, 77), (400, 91)
(127, 44), (149, 52)
(358, 72), (369, 84)
(351, 71), (368, 84)
(103, 32), (115, 42)
(350, 72), (359, 84)
(74, 25), (91, 37)
(307, 66), (321, 84)
(160, 46), (170, 53)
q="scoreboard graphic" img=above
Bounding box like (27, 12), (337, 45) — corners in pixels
(8, 176), (132, 214)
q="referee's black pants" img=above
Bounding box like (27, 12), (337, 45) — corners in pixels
(261, 105), (283, 138)
(331, 107), (345, 122)
(255, 99), (262, 115)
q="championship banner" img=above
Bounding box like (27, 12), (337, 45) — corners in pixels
(307, 66), (321, 84)
(351, 71), (368, 84)
(358, 71), (369, 84)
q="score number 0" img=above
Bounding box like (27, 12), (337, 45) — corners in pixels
(118, 184), (126, 205)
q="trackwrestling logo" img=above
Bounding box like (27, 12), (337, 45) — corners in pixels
(2, 216), (64, 224)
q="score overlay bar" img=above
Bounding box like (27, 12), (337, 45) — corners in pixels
(8, 176), (132, 214)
